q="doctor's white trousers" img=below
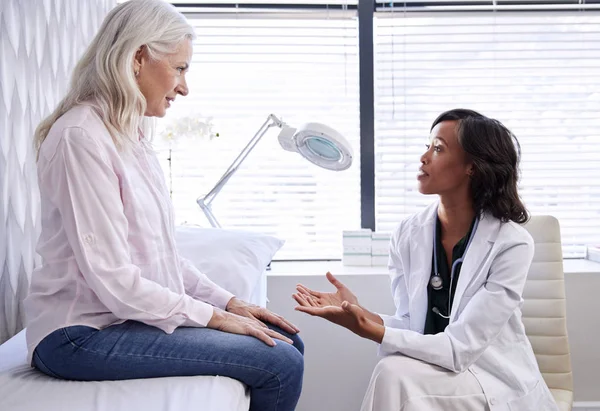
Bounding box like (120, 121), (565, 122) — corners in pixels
(360, 355), (489, 411)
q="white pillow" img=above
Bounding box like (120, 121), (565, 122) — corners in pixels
(174, 226), (284, 302)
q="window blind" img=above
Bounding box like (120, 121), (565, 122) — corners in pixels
(154, 9), (361, 260)
(376, 1), (600, 13)
(374, 5), (600, 257)
(173, 0), (357, 4)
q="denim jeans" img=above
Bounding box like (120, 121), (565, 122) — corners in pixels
(33, 320), (304, 411)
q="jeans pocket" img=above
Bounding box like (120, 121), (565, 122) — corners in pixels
(62, 325), (99, 349)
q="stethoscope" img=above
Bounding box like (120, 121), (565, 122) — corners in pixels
(430, 214), (480, 319)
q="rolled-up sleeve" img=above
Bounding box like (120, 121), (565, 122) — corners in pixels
(43, 127), (214, 331)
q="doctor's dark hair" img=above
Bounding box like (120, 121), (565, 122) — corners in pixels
(431, 109), (529, 224)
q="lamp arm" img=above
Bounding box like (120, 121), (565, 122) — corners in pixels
(197, 114), (284, 228)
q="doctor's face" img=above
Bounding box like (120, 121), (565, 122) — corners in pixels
(417, 120), (472, 196)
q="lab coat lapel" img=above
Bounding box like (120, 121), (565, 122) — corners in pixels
(407, 206), (436, 333)
(449, 213), (497, 322)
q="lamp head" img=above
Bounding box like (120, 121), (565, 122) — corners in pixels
(277, 122), (353, 171)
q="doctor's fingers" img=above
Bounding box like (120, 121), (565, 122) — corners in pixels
(299, 292), (319, 307)
(294, 305), (339, 318)
(292, 293), (308, 307)
(294, 305), (323, 316)
(326, 272), (347, 290)
(293, 292), (318, 307)
(296, 284), (324, 298)
(292, 292), (308, 306)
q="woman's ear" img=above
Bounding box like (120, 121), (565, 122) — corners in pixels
(467, 164), (474, 177)
(133, 46), (145, 76)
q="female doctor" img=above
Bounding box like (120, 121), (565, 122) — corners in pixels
(293, 109), (558, 411)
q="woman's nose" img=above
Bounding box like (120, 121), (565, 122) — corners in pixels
(176, 78), (189, 96)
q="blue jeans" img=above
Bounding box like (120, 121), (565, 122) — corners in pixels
(33, 321), (304, 411)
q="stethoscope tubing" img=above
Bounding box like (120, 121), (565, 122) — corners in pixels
(431, 211), (480, 318)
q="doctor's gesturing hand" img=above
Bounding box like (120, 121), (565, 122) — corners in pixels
(293, 272), (385, 343)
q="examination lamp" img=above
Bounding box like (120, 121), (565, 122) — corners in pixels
(197, 114), (353, 228)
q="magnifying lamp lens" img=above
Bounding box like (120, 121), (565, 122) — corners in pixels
(305, 136), (342, 161)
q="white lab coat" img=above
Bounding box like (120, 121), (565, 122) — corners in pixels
(377, 202), (558, 411)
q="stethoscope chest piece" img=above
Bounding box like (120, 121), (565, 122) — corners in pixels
(430, 213), (480, 294)
(430, 275), (443, 290)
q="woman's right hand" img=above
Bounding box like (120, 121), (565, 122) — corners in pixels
(207, 308), (293, 347)
(294, 272), (359, 308)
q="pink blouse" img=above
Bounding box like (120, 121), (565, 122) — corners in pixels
(24, 104), (234, 364)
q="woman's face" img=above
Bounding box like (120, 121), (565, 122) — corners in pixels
(135, 38), (192, 117)
(417, 120), (473, 196)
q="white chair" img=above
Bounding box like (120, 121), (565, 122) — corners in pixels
(523, 215), (574, 411)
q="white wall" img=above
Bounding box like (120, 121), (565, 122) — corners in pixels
(0, 0), (115, 343)
(266, 266), (600, 410)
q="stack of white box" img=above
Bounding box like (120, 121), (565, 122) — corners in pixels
(371, 232), (391, 266)
(342, 229), (372, 266)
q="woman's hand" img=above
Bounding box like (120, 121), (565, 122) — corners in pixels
(226, 297), (300, 334)
(293, 272), (383, 325)
(294, 300), (385, 344)
(207, 307), (294, 346)
(294, 272), (359, 308)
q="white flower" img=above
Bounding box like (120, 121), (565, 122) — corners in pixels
(159, 116), (219, 142)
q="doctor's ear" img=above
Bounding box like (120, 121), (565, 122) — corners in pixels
(467, 166), (474, 177)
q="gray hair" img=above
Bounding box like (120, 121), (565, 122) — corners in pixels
(34, 0), (196, 153)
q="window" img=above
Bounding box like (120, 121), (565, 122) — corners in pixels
(374, 5), (600, 257)
(154, 1), (600, 259)
(155, 8), (361, 259)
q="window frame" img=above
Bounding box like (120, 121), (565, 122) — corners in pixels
(170, 0), (598, 259)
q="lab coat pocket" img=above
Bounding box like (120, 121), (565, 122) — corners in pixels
(507, 380), (540, 411)
(507, 380), (556, 411)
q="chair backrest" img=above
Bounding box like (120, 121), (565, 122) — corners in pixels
(522, 215), (573, 411)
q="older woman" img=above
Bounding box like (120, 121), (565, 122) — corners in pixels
(294, 109), (558, 411)
(25, 1), (303, 410)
